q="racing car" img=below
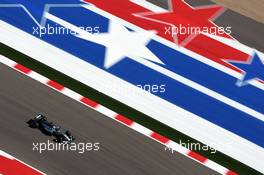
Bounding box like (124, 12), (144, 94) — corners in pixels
(27, 114), (75, 143)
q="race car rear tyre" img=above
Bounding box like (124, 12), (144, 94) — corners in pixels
(27, 119), (39, 128)
(65, 130), (71, 137)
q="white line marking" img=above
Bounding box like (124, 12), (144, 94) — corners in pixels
(130, 123), (152, 136)
(28, 71), (49, 83)
(95, 105), (117, 118)
(62, 88), (82, 100)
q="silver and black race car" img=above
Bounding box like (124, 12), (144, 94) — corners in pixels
(27, 114), (75, 143)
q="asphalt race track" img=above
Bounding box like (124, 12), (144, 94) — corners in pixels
(0, 64), (220, 175)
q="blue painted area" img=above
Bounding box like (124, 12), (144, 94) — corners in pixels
(0, 7), (38, 30)
(108, 58), (264, 147)
(0, 0), (85, 25)
(148, 40), (264, 114)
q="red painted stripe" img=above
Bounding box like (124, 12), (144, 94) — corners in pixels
(150, 132), (169, 144)
(226, 170), (238, 175)
(14, 64), (32, 74)
(115, 114), (134, 126)
(188, 151), (207, 163)
(80, 97), (98, 108)
(47, 80), (64, 91)
(185, 35), (248, 72)
(0, 155), (43, 175)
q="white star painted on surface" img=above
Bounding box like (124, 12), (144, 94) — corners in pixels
(76, 21), (164, 69)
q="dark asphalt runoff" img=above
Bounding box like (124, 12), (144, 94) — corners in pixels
(0, 63), (220, 175)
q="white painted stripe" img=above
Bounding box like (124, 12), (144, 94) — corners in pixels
(130, 123), (152, 136)
(95, 105), (117, 118)
(166, 141), (190, 155)
(256, 50), (264, 62)
(130, 0), (167, 12)
(203, 33), (253, 54)
(0, 55), (16, 67)
(15, 158), (47, 175)
(62, 88), (82, 100)
(1, 22), (263, 173)
(28, 71), (49, 83)
(0, 150), (14, 159)
(206, 160), (228, 174)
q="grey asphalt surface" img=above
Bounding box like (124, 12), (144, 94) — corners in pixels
(0, 63), (220, 175)
(148, 0), (264, 52)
